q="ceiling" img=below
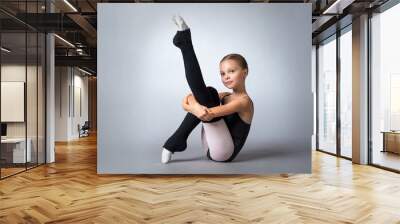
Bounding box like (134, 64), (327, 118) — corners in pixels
(0, 0), (390, 75)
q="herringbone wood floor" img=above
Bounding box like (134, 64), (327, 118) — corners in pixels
(1, 133), (400, 223)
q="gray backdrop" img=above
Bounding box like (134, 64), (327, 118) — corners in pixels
(97, 3), (312, 174)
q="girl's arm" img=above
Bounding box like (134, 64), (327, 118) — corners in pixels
(182, 92), (230, 112)
(205, 97), (250, 120)
(182, 93), (250, 122)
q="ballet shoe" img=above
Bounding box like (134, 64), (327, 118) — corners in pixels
(172, 14), (189, 31)
(161, 147), (173, 164)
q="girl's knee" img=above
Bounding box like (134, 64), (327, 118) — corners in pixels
(206, 86), (218, 98)
(208, 150), (233, 162)
(206, 86), (217, 92)
(205, 86), (220, 107)
(207, 148), (236, 162)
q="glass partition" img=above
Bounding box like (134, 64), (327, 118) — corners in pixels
(0, 1), (46, 179)
(317, 35), (337, 154)
(0, 31), (28, 177)
(27, 30), (38, 169)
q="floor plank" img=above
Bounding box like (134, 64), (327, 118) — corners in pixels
(1, 133), (400, 223)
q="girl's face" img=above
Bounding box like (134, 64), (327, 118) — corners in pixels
(219, 59), (247, 89)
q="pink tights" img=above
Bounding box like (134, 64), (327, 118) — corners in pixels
(201, 119), (234, 161)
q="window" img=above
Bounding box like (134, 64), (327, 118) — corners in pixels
(371, 2), (400, 171)
(339, 27), (352, 158)
(318, 35), (337, 154)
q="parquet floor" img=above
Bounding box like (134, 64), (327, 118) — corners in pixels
(1, 133), (400, 223)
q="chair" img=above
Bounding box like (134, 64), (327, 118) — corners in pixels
(78, 121), (90, 138)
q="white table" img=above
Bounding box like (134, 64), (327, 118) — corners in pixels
(1, 138), (32, 163)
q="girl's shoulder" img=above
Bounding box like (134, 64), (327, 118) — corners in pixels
(243, 95), (254, 110)
(222, 93), (253, 108)
(238, 94), (253, 105)
(218, 91), (231, 100)
(244, 95), (253, 105)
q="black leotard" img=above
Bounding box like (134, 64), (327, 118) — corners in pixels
(219, 94), (252, 162)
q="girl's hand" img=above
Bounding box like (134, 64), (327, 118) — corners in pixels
(182, 94), (192, 112)
(191, 103), (209, 121)
(182, 93), (214, 121)
(200, 108), (214, 121)
(193, 105), (215, 121)
(181, 94), (213, 121)
(182, 93), (199, 113)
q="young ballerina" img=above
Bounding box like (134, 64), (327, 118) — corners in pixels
(161, 15), (254, 163)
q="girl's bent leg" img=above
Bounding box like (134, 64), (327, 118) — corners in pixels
(173, 29), (221, 114)
(163, 112), (201, 153)
(202, 86), (223, 123)
(201, 120), (234, 162)
(163, 86), (224, 153)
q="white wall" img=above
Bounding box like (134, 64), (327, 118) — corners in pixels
(1, 65), (41, 137)
(72, 73), (89, 138)
(55, 66), (69, 141)
(55, 67), (89, 141)
(1, 66), (26, 138)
